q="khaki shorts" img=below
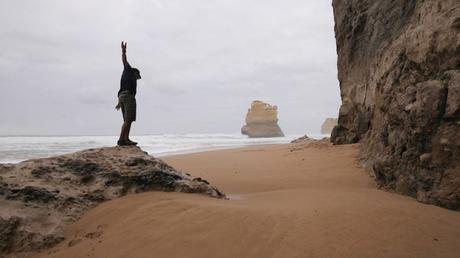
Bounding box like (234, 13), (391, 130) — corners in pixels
(119, 91), (136, 122)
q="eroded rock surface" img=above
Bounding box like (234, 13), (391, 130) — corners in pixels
(290, 135), (332, 151)
(332, 0), (460, 209)
(241, 100), (284, 138)
(0, 147), (224, 257)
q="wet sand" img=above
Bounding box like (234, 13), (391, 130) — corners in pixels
(36, 142), (460, 258)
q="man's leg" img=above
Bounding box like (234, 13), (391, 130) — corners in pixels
(119, 121), (131, 141)
(125, 121), (132, 141)
(126, 122), (138, 144)
(118, 94), (137, 145)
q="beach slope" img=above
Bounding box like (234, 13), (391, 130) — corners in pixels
(37, 140), (460, 258)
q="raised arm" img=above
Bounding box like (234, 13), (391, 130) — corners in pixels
(121, 41), (130, 68)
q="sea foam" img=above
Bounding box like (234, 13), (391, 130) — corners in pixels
(0, 133), (328, 163)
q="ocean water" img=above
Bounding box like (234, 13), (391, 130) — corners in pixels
(0, 133), (328, 164)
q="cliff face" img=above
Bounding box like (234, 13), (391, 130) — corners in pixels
(241, 100), (284, 138)
(0, 147), (224, 257)
(331, 0), (460, 209)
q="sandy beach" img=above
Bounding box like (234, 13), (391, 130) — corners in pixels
(36, 141), (460, 258)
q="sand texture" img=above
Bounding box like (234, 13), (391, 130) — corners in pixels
(36, 140), (460, 258)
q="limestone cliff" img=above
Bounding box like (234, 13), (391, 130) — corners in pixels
(331, 0), (460, 209)
(321, 118), (338, 135)
(0, 147), (224, 257)
(241, 100), (284, 138)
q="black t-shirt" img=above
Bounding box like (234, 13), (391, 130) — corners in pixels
(118, 64), (137, 96)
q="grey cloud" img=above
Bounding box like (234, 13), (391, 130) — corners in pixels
(1, 0), (340, 135)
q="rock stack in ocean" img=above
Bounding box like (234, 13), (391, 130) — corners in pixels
(0, 146), (224, 257)
(321, 118), (338, 135)
(241, 100), (284, 138)
(331, 0), (460, 209)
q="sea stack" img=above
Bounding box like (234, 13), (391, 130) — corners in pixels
(331, 0), (460, 209)
(241, 100), (284, 138)
(321, 118), (338, 135)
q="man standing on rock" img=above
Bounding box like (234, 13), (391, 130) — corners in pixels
(116, 41), (141, 146)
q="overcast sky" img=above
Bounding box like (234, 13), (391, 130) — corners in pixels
(0, 0), (339, 135)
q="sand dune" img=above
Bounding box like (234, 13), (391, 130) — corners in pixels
(36, 142), (460, 258)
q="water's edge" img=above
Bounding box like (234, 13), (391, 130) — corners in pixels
(0, 134), (328, 164)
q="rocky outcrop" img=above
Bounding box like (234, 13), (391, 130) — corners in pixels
(331, 0), (460, 209)
(290, 135), (332, 150)
(0, 147), (224, 257)
(321, 118), (338, 135)
(241, 100), (284, 138)
(291, 135), (312, 144)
